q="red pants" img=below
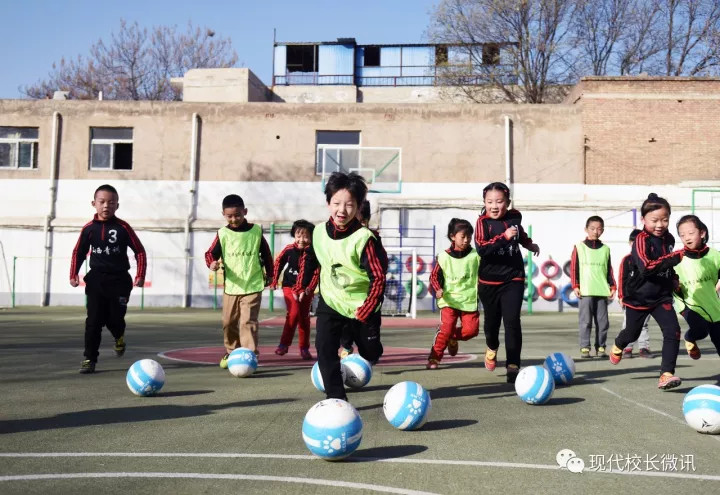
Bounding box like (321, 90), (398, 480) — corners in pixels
(279, 286), (312, 349)
(430, 307), (479, 361)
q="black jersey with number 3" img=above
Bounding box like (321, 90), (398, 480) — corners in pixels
(70, 214), (147, 281)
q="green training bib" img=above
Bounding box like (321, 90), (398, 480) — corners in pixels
(313, 223), (375, 318)
(219, 224), (265, 295)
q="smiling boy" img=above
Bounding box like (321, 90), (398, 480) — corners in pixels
(296, 172), (387, 401)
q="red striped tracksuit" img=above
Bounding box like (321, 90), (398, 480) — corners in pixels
(428, 245), (480, 361)
(70, 214), (146, 362)
(475, 209), (534, 368)
(614, 230), (684, 374)
(272, 243), (313, 350)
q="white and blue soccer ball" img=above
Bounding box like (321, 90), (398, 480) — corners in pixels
(543, 352), (576, 385)
(311, 361), (347, 393)
(515, 365), (555, 405)
(341, 354), (373, 389)
(683, 384), (720, 434)
(228, 348), (258, 378)
(302, 399), (363, 460)
(126, 359), (165, 396)
(383, 381), (431, 430)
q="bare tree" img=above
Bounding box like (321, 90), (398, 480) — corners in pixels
(429, 0), (580, 103)
(573, 0), (634, 75)
(658, 0), (720, 76)
(617, 0), (664, 74)
(22, 20), (238, 100)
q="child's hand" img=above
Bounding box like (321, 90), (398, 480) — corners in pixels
(529, 243), (540, 256)
(297, 292), (304, 302)
(70, 276), (79, 288)
(209, 261), (220, 271)
(573, 287), (581, 298)
(504, 226), (518, 240)
(609, 289), (616, 299)
(269, 284), (277, 291)
(435, 289), (444, 299)
(134, 278), (145, 288)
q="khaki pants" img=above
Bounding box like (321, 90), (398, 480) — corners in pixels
(222, 291), (262, 354)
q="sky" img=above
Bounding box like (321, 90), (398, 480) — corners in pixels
(0, 0), (439, 99)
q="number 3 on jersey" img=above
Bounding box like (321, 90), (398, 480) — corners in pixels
(108, 229), (117, 243)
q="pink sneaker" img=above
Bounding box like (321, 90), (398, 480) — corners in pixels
(274, 345), (288, 356)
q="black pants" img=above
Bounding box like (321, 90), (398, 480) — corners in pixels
(615, 304), (680, 374)
(479, 281), (524, 368)
(315, 300), (383, 400)
(683, 309), (720, 356)
(340, 325), (354, 349)
(84, 270), (133, 362)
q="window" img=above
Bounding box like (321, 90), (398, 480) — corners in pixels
(363, 46), (381, 67)
(435, 46), (448, 65)
(316, 131), (361, 175)
(286, 45), (318, 73)
(482, 44), (500, 65)
(90, 127), (133, 170)
(0, 127), (38, 169)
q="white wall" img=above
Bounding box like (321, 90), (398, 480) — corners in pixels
(1, 179), (717, 311)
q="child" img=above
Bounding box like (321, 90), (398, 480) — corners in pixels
(620, 229), (652, 358)
(296, 172), (387, 401)
(70, 184), (146, 374)
(570, 216), (616, 359)
(610, 193), (684, 390)
(427, 218), (480, 369)
(475, 182), (540, 383)
(674, 215), (720, 359)
(205, 194), (274, 368)
(271, 220), (315, 360)
(340, 200), (388, 358)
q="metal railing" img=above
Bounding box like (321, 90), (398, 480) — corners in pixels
(273, 65), (517, 87)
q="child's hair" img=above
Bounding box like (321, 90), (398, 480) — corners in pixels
(95, 184), (118, 198)
(291, 219), (314, 237)
(447, 218), (474, 240)
(676, 215), (709, 245)
(358, 200), (372, 223)
(222, 194), (245, 210)
(641, 193), (671, 217)
(481, 182), (511, 214)
(585, 215), (604, 228)
(324, 172), (367, 205)
(629, 228), (643, 243)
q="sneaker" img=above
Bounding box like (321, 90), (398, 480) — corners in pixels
(623, 347), (633, 359)
(219, 353), (229, 369)
(300, 348), (313, 360)
(685, 341), (701, 360)
(484, 348), (497, 372)
(597, 346), (608, 359)
(426, 359), (439, 370)
(506, 365), (520, 384)
(580, 347), (591, 359)
(609, 345), (623, 365)
(114, 336), (126, 357)
(79, 360), (96, 374)
(658, 372), (682, 390)
(340, 347), (353, 359)
(447, 338), (459, 357)
(639, 348), (654, 359)
(275, 345), (288, 356)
